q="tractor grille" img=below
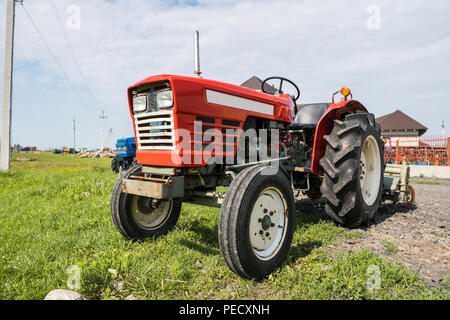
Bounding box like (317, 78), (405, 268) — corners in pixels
(134, 110), (175, 150)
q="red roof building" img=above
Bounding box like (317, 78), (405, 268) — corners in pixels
(376, 109), (428, 137)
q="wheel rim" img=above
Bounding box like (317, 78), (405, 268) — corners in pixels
(359, 135), (381, 206)
(130, 196), (172, 230)
(249, 187), (288, 260)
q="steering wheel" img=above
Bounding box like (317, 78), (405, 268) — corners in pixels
(261, 76), (301, 102)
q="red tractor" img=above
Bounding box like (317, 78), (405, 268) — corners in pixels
(111, 74), (413, 279)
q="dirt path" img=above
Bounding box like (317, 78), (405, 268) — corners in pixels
(298, 180), (450, 288)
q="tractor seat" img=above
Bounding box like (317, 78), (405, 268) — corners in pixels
(287, 103), (330, 131)
(288, 123), (316, 130)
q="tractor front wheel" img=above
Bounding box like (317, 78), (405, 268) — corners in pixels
(110, 166), (181, 239)
(219, 165), (295, 279)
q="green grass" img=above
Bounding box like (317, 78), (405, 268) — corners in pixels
(382, 240), (399, 254)
(0, 153), (448, 300)
(410, 180), (443, 185)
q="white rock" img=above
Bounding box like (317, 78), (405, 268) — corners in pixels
(44, 289), (87, 300)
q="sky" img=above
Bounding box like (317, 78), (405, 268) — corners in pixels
(0, 0), (449, 149)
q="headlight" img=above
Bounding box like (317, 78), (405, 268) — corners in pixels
(156, 90), (173, 109)
(133, 95), (147, 113)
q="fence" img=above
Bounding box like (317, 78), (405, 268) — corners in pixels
(383, 136), (450, 166)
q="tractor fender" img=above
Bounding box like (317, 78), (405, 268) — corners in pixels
(310, 99), (368, 174)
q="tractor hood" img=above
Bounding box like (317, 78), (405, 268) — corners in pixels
(127, 74), (295, 122)
(126, 74), (295, 167)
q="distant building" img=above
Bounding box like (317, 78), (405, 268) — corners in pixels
(376, 110), (436, 165)
(376, 109), (428, 137)
(241, 76), (277, 94)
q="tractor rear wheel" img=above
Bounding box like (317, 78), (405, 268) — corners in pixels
(320, 112), (384, 228)
(218, 165), (295, 279)
(110, 165), (181, 240)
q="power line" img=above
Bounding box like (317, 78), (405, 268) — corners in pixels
(48, 0), (101, 113)
(20, 3), (94, 114)
(21, 2), (116, 150)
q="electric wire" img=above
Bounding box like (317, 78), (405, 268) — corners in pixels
(48, 0), (102, 113)
(48, 0), (115, 132)
(20, 3), (95, 115)
(21, 2), (119, 147)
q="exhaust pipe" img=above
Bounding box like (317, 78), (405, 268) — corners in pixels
(194, 30), (202, 77)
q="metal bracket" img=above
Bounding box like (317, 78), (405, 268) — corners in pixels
(122, 176), (184, 199)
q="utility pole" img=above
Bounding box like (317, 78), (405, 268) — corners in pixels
(1, 0), (17, 171)
(109, 128), (113, 151)
(99, 110), (107, 150)
(73, 118), (76, 152)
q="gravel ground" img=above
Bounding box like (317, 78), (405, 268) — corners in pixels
(296, 180), (450, 288)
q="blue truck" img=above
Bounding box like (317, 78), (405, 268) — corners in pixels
(111, 137), (137, 173)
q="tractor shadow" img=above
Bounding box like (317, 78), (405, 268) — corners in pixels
(178, 238), (220, 256)
(177, 220), (221, 256)
(291, 197), (418, 260)
(290, 198), (332, 259)
(295, 197), (329, 222)
(295, 197), (418, 228)
(174, 199), (417, 259)
(372, 202), (418, 226)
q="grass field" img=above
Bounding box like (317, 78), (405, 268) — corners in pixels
(0, 152), (448, 300)
(410, 180), (443, 185)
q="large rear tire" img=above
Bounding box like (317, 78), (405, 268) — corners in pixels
(320, 112), (384, 228)
(110, 165), (181, 239)
(219, 165), (295, 279)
